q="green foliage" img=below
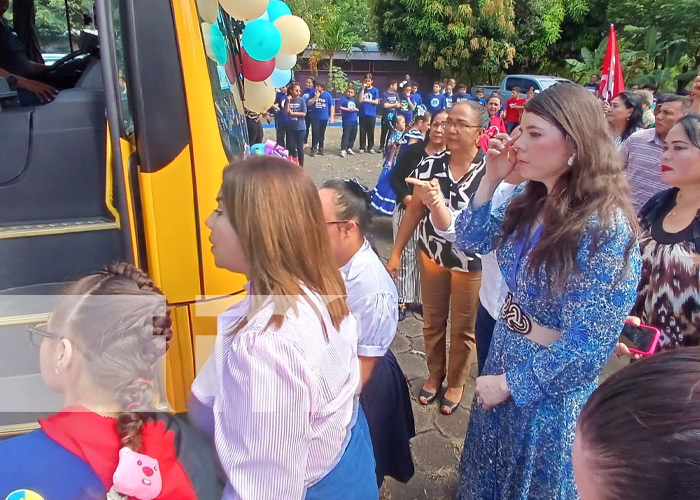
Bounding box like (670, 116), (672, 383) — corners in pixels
(373, 0), (517, 81)
(326, 66), (350, 94)
(287, 0), (366, 73)
(565, 37), (607, 83)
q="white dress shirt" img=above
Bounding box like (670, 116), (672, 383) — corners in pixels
(191, 284), (360, 500)
(340, 239), (399, 357)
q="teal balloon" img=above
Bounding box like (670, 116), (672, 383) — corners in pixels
(210, 24), (228, 65)
(242, 20), (282, 62)
(267, 0), (291, 22)
(268, 68), (291, 88)
(250, 143), (266, 155)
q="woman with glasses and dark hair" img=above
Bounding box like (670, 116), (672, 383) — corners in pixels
(389, 101), (489, 416)
(0, 263), (220, 499)
(388, 110), (446, 319)
(606, 90), (645, 147)
(413, 83), (641, 498)
(574, 347), (700, 500)
(319, 179), (415, 491)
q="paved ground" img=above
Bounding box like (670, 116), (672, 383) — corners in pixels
(263, 126), (627, 499)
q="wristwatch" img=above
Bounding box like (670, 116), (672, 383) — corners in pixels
(6, 75), (18, 90)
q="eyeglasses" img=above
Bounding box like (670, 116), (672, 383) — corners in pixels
(27, 323), (64, 348)
(326, 220), (350, 225)
(444, 119), (481, 133)
(431, 121), (447, 129)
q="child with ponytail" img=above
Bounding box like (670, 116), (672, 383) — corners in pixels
(0, 263), (221, 500)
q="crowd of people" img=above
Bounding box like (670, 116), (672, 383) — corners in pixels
(1, 69), (699, 500)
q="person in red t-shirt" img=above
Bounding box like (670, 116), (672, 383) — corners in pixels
(505, 87), (526, 133)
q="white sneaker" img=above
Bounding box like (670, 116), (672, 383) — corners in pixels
(358, 149), (365, 154)
(340, 150), (347, 158)
(347, 149), (355, 155)
(369, 149), (378, 154)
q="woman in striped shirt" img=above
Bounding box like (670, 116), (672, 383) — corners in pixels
(190, 157), (378, 500)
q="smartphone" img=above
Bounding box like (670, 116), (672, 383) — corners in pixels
(620, 321), (661, 356)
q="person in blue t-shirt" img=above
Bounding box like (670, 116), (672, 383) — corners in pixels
(358, 73), (380, 153)
(307, 80), (335, 156)
(339, 86), (359, 157)
(272, 86), (288, 148)
(454, 83), (472, 103)
(302, 76), (316, 146)
(444, 82), (454, 109)
(474, 88), (486, 106)
(398, 84), (416, 125)
(426, 82), (447, 115)
(379, 80), (402, 149)
(285, 82), (308, 166)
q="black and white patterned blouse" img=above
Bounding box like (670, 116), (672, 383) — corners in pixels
(410, 150), (485, 271)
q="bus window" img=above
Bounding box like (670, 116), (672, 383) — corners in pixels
(195, 8), (247, 160)
(111, 0), (133, 134)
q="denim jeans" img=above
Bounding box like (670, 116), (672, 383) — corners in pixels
(286, 128), (305, 166)
(341, 122), (358, 150)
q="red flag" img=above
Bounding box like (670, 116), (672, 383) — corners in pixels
(599, 24), (625, 101)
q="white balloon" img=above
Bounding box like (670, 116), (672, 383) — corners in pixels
(244, 11), (270, 25)
(196, 0), (219, 24)
(275, 53), (297, 70)
(244, 79), (276, 113)
(200, 22), (218, 63)
(220, 0), (269, 22)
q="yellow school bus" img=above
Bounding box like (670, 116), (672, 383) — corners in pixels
(0, 0), (249, 434)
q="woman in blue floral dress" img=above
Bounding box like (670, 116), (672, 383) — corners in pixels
(409, 83), (642, 499)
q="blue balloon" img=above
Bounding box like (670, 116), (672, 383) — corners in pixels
(268, 68), (291, 88)
(210, 24), (228, 65)
(241, 20), (282, 62)
(267, 0), (292, 22)
(250, 143), (266, 155)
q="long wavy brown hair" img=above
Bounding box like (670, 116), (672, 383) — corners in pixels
(221, 157), (349, 330)
(500, 83), (639, 291)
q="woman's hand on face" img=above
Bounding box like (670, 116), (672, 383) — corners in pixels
(484, 133), (517, 185)
(406, 178), (441, 209)
(475, 373), (510, 410)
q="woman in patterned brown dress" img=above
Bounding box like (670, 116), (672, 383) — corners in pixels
(621, 114), (700, 355)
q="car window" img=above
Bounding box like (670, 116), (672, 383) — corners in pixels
(505, 77), (537, 92)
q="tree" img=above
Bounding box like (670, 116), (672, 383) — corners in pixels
(373, 0), (516, 83)
(287, 0), (366, 81)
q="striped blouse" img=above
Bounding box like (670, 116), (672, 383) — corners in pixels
(190, 285), (361, 499)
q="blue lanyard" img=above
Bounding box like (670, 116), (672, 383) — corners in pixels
(507, 225), (543, 293)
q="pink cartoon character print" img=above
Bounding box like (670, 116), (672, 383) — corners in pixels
(108, 447), (163, 500)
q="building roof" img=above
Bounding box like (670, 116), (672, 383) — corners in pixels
(301, 42), (406, 62)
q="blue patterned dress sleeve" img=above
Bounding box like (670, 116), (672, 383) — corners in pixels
(506, 220), (642, 406)
(454, 198), (509, 255)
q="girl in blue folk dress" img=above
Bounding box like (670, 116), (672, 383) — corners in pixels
(370, 114), (407, 215)
(410, 83), (642, 499)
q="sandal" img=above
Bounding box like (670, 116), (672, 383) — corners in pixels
(440, 387), (464, 415)
(418, 378), (444, 405)
(418, 387), (438, 405)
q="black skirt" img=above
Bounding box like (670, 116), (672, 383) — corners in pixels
(359, 349), (416, 485)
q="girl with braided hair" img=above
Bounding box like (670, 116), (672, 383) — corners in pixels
(0, 263), (222, 500)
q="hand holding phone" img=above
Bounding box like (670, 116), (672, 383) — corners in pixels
(618, 319), (661, 357)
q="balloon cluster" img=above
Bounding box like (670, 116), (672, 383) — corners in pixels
(198, 0), (310, 114)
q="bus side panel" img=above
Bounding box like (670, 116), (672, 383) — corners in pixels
(166, 304), (196, 413)
(138, 146), (201, 304)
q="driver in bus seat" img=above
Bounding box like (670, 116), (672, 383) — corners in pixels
(1, 0), (87, 105)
